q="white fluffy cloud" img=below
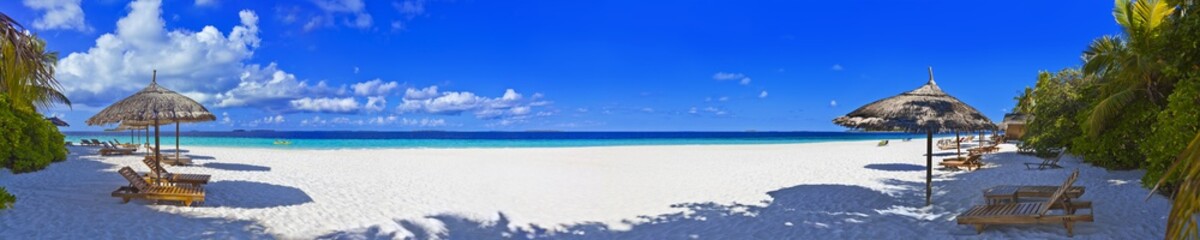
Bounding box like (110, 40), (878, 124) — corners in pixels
(213, 63), (347, 111)
(369, 115), (446, 127)
(351, 79), (399, 96)
(713, 72), (751, 85)
(831, 64), (844, 71)
(393, 0), (427, 18)
(830, 100), (838, 107)
(397, 86), (547, 120)
(403, 86), (439, 100)
(759, 91), (769, 98)
(363, 96), (387, 112)
(57, 0), (260, 106)
(308, 0), (372, 30)
(290, 97), (361, 113)
(22, 0), (91, 32)
(55, 1), (371, 113)
(689, 106), (728, 116)
(195, 0), (217, 7)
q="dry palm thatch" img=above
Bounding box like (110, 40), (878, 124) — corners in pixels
(833, 73), (995, 132)
(85, 75), (216, 126)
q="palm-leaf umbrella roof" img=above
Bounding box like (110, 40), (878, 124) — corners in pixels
(44, 116), (68, 127)
(833, 69), (995, 132)
(85, 78), (215, 126)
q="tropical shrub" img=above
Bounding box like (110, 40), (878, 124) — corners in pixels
(0, 187), (12, 209)
(0, 94), (66, 173)
(1020, 69), (1088, 156)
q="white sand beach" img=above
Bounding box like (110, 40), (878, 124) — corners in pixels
(0, 140), (1170, 239)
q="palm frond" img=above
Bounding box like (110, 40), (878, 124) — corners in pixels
(1084, 88), (1139, 136)
(1083, 36), (1127, 76)
(1152, 131), (1200, 239)
(1136, 0), (1178, 32)
(0, 14), (70, 111)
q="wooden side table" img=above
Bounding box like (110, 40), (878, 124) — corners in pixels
(982, 185), (1020, 205)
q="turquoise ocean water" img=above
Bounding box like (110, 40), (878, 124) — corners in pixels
(64, 131), (948, 150)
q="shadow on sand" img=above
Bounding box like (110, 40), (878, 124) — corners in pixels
(864, 163), (926, 172)
(203, 162), (271, 172)
(204, 180), (312, 209)
(319, 185), (940, 239)
(186, 155), (217, 160)
(0, 148), (277, 239)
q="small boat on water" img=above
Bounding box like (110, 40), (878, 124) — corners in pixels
(273, 139), (292, 145)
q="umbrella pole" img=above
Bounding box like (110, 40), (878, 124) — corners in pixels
(175, 122), (180, 160)
(955, 131), (961, 157)
(926, 129), (933, 206)
(154, 118), (162, 186)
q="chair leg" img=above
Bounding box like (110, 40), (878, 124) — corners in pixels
(974, 224), (985, 234)
(1064, 221), (1074, 237)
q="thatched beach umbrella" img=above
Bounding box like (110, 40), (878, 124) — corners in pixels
(116, 123), (147, 148)
(833, 67), (995, 206)
(122, 119), (190, 160)
(86, 70), (215, 182)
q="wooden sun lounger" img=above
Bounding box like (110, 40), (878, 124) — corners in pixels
(958, 170), (1093, 237)
(99, 143), (136, 156)
(142, 157), (209, 186)
(111, 167), (205, 206)
(983, 185), (1086, 204)
(1026, 149), (1067, 170)
(940, 154), (982, 171)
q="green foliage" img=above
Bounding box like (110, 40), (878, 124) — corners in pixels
(1142, 0), (1200, 187)
(0, 187), (12, 209)
(1012, 86), (1034, 114)
(1071, 99), (1158, 169)
(1020, 69), (1088, 155)
(0, 94), (66, 173)
(1144, 76), (1200, 188)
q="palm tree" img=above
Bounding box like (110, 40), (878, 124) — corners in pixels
(0, 12), (69, 112)
(1080, 0), (1176, 135)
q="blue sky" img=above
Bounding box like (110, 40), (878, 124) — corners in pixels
(4, 0), (1119, 131)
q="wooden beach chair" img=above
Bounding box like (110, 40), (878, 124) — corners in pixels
(1026, 149), (1067, 170)
(957, 170), (1093, 237)
(99, 143), (136, 156)
(968, 143), (1000, 155)
(982, 185), (1086, 205)
(940, 154), (982, 171)
(111, 167), (205, 206)
(938, 141), (959, 150)
(148, 154), (193, 166)
(141, 157), (210, 186)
